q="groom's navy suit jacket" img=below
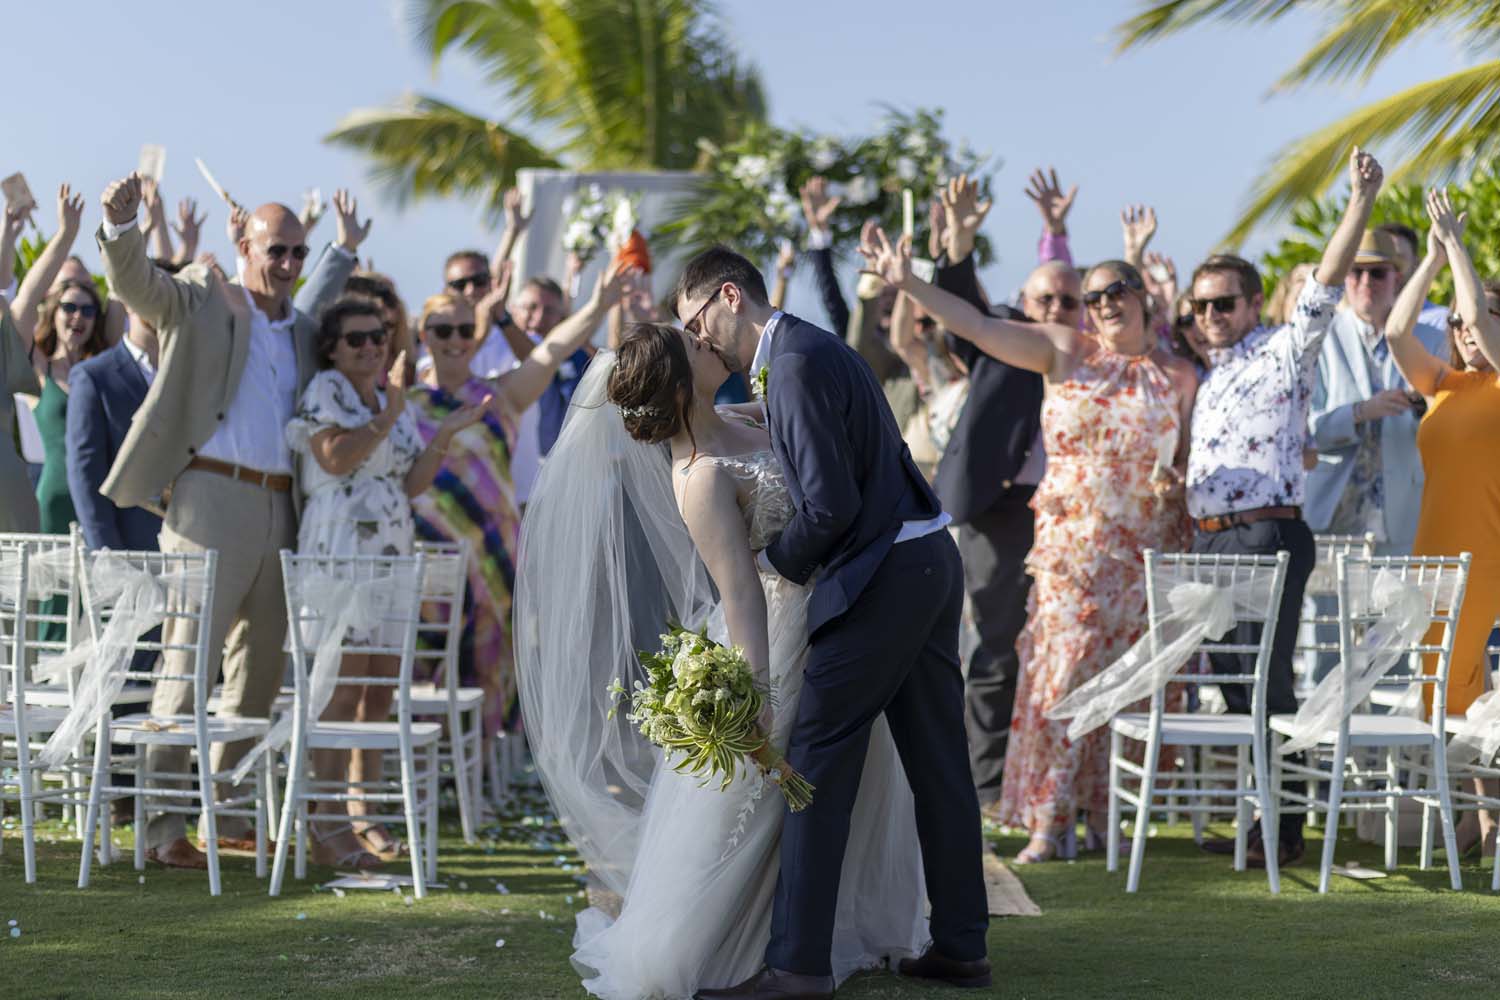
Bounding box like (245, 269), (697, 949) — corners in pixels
(762, 314), (943, 635)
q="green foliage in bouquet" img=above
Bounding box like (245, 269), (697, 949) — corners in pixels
(608, 622), (813, 811)
(1259, 171), (1500, 310)
(657, 107), (994, 268)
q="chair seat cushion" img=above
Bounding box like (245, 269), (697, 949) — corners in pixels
(1269, 712), (1435, 747)
(111, 713), (270, 746)
(304, 720), (442, 750)
(1110, 712), (1256, 745)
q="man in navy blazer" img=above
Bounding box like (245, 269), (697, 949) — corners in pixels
(681, 247), (989, 999)
(66, 297), (166, 552)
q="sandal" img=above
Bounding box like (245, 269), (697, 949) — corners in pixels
(355, 823), (408, 861)
(1013, 826), (1077, 865)
(311, 818), (383, 871)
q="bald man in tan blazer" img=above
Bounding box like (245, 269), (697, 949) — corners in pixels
(98, 173), (362, 867)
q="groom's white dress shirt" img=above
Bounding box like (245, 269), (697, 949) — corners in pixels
(750, 310), (950, 575)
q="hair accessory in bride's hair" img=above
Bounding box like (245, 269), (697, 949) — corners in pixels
(619, 403), (657, 421)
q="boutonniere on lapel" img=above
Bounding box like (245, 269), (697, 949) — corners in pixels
(752, 364), (769, 402)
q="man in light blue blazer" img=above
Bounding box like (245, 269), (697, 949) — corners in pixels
(1307, 229), (1447, 554)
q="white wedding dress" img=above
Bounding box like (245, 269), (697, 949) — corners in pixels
(567, 449), (929, 999)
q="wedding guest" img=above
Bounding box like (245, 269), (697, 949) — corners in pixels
(864, 213), (1197, 864)
(344, 271), (415, 385)
(1385, 191), (1500, 855)
(1266, 262), (1316, 327)
(409, 263), (632, 738)
(64, 262), (179, 552)
(286, 295), (487, 868)
(1306, 229), (1446, 554)
(0, 296), (40, 531)
(1376, 220), (1449, 329)
(97, 173), (358, 869)
(925, 175), (1074, 817)
(1185, 148), (1383, 869)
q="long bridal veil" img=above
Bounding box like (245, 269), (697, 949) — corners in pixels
(513, 350), (715, 895)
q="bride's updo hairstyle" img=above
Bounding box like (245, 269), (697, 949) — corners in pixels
(607, 322), (695, 446)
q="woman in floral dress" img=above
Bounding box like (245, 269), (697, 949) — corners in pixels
(865, 227), (1196, 864)
(408, 269), (631, 737)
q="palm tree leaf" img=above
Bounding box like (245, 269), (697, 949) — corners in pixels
(1273, 0), (1500, 92)
(323, 94), (559, 218)
(1221, 59), (1500, 245)
(1114, 0), (1306, 53)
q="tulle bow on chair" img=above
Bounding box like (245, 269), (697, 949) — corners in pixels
(1047, 573), (1267, 742)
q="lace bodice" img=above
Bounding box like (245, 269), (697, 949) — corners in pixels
(694, 449), (795, 553)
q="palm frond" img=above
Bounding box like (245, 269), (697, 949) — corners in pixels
(1114, 0), (1306, 54)
(1221, 59), (1500, 245)
(323, 94), (559, 218)
(1273, 0), (1500, 92)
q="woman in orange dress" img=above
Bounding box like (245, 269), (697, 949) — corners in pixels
(1385, 188), (1499, 852)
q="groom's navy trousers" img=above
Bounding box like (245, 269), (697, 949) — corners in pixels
(761, 315), (988, 975)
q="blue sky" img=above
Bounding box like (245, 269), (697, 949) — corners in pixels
(8, 1), (1460, 306)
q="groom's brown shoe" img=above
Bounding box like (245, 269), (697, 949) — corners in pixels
(694, 967), (835, 1000)
(898, 946), (992, 988)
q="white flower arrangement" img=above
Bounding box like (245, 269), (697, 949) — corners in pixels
(563, 184), (643, 263)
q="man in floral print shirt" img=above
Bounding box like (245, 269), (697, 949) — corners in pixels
(1185, 148), (1385, 868)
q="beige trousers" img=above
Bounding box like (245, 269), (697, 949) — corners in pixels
(145, 468), (296, 848)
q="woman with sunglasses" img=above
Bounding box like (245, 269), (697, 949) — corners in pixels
(1385, 190), (1500, 855)
(861, 228), (1196, 863)
(285, 294), (488, 868)
(408, 265), (633, 749)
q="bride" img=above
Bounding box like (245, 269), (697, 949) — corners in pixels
(514, 322), (930, 999)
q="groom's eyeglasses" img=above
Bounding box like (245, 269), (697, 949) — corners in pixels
(683, 287), (723, 337)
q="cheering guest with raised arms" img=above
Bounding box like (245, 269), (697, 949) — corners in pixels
(95, 172), (356, 870)
(862, 203), (1196, 865)
(285, 295), (489, 868)
(408, 261), (635, 741)
(1184, 148), (1383, 869)
(1385, 190), (1500, 859)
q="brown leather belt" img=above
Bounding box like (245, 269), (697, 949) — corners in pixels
(1195, 505), (1301, 534)
(186, 456), (292, 493)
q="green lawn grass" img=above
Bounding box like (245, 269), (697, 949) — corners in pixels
(2, 793), (1496, 1000)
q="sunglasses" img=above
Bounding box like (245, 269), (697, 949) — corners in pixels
(1082, 279), (1141, 309)
(1447, 309), (1500, 330)
(266, 243), (311, 261)
(425, 322), (477, 340)
(59, 301), (98, 319)
(1191, 294), (1242, 316)
(341, 329), (387, 349)
(446, 272), (491, 293)
(1350, 265), (1392, 282)
(683, 287), (722, 336)
(1034, 292), (1081, 311)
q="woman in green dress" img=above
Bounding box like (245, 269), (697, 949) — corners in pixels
(0, 296), (41, 532)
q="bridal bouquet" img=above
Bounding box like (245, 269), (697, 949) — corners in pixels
(608, 623), (814, 811)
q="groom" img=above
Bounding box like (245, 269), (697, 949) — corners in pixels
(678, 248), (990, 998)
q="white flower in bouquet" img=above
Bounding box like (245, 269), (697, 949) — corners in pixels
(843, 174), (879, 206)
(563, 219), (600, 257)
(895, 156), (920, 183)
(607, 194), (639, 251)
(809, 138), (841, 172)
(730, 154), (773, 188)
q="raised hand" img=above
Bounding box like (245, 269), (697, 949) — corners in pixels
(1142, 251), (1177, 308)
(798, 176), (842, 232)
(437, 394), (492, 441)
(139, 177), (166, 231)
(300, 189), (327, 233)
(941, 173), (992, 263)
(775, 238), (796, 273)
(1425, 187), (1466, 249)
(1349, 146), (1383, 204)
(858, 224), (912, 288)
(333, 188), (372, 252)
(99, 176), (140, 227)
(1120, 204), (1157, 265)
(384, 351), (409, 419)
(503, 188), (531, 234)
(594, 259), (641, 308)
(1024, 167), (1077, 237)
(927, 197), (947, 260)
(2, 202), (31, 244)
(226, 204), (249, 248)
(172, 198), (207, 258)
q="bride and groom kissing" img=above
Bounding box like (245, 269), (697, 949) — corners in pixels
(516, 245), (992, 999)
